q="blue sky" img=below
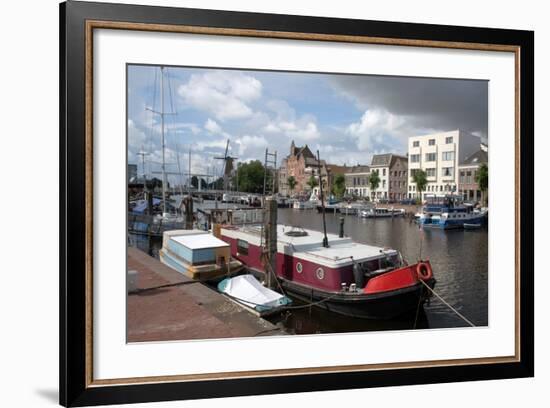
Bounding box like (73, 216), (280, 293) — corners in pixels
(127, 64), (487, 184)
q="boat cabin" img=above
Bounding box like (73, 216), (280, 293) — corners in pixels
(219, 225), (402, 292)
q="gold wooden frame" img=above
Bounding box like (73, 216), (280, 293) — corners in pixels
(84, 20), (521, 388)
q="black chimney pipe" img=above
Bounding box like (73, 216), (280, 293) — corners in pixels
(339, 217), (345, 238)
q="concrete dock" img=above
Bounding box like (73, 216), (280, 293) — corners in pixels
(127, 247), (284, 342)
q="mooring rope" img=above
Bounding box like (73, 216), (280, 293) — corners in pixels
(221, 289), (342, 311)
(418, 279), (476, 327)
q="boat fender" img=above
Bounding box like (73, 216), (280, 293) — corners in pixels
(416, 262), (433, 281)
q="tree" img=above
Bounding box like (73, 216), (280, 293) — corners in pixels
(306, 175), (318, 191)
(368, 171), (380, 201)
(287, 176), (297, 196)
(236, 160), (265, 194)
(191, 175), (198, 188)
(412, 169), (428, 201)
(332, 174), (346, 199)
(475, 163), (488, 205)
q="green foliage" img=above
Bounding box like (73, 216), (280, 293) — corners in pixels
(368, 171), (380, 198)
(287, 176), (297, 193)
(191, 176), (207, 189)
(332, 174), (346, 198)
(236, 160), (266, 194)
(306, 175), (318, 190)
(476, 163), (488, 192)
(210, 177), (224, 190)
(412, 169), (428, 196)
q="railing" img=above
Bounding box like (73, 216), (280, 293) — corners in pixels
(127, 212), (186, 236)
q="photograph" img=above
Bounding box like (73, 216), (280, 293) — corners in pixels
(126, 64), (489, 342)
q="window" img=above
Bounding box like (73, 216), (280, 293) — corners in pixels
(382, 180), (386, 188)
(382, 169), (386, 176)
(425, 153), (436, 162)
(413, 141), (420, 147)
(426, 168), (436, 177)
(410, 154), (420, 163)
(296, 262), (303, 274)
(237, 239), (249, 255)
(428, 139), (436, 146)
(315, 267), (325, 280)
(442, 151), (454, 161)
(442, 167), (454, 178)
(445, 136), (453, 144)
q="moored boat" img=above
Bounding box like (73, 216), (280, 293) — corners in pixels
(217, 274), (292, 316)
(159, 229), (243, 280)
(419, 194), (488, 229)
(218, 224), (435, 319)
(360, 207), (405, 218)
(293, 200), (315, 210)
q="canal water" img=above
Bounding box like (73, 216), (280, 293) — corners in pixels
(130, 206), (488, 334)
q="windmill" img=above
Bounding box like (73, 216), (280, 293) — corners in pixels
(214, 140), (238, 191)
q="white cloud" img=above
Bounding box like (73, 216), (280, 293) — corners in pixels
(234, 135), (268, 157)
(127, 119), (148, 153)
(194, 139), (230, 152)
(346, 109), (407, 153)
(178, 71), (262, 121)
(204, 118), (223, 134)
(261, 100), (321, 142)
(282, 120), (320, 141)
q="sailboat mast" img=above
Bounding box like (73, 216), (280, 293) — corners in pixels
(160, 66), (167, 215)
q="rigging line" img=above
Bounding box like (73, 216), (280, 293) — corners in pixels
(166, 67), (177, 116)
(147, 67), (159, 177)
(418, 279), (476, 327)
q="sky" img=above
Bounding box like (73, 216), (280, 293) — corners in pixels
(127, 64), (487, 185)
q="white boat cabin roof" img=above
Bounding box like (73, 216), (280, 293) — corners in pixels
(221, 224), (397, 267)
(166, 229), (229, 250)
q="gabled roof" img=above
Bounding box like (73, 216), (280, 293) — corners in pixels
(460, 150), (488, 166)
(345, 165), (370, 175)
(371, 153), (407, 168)
(304, 157), (325, 167)
(290, 142), (315, 160)
(371, 154), (392, 167)
(326, 164), (348, 175)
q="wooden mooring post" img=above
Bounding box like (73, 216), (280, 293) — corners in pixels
(264, 196), (278, 289)
(184, 196), (194, 229)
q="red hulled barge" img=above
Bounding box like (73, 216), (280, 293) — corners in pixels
(218, 224), (435, 319)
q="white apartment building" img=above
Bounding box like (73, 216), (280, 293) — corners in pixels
(407, 130), (481, 199)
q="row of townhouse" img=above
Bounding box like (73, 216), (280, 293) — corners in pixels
(278, 130), (487, 203)
(344, 154), (408, 201)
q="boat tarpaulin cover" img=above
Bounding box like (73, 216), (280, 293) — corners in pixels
(172, 233), (229, 250)
(218, 275), (289, 310)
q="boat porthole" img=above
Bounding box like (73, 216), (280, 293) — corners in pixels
(316, 267), (325, 280)
(296, 262), (303, 273)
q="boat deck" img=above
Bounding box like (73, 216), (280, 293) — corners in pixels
(127, 247), (283, 342)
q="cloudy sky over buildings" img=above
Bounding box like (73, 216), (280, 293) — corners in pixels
(127, 64), (487, 184)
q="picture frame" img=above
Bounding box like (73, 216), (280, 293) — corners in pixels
(60, 0), (534, 406)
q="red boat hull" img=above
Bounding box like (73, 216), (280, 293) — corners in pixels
(220, 231), (435, 319)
